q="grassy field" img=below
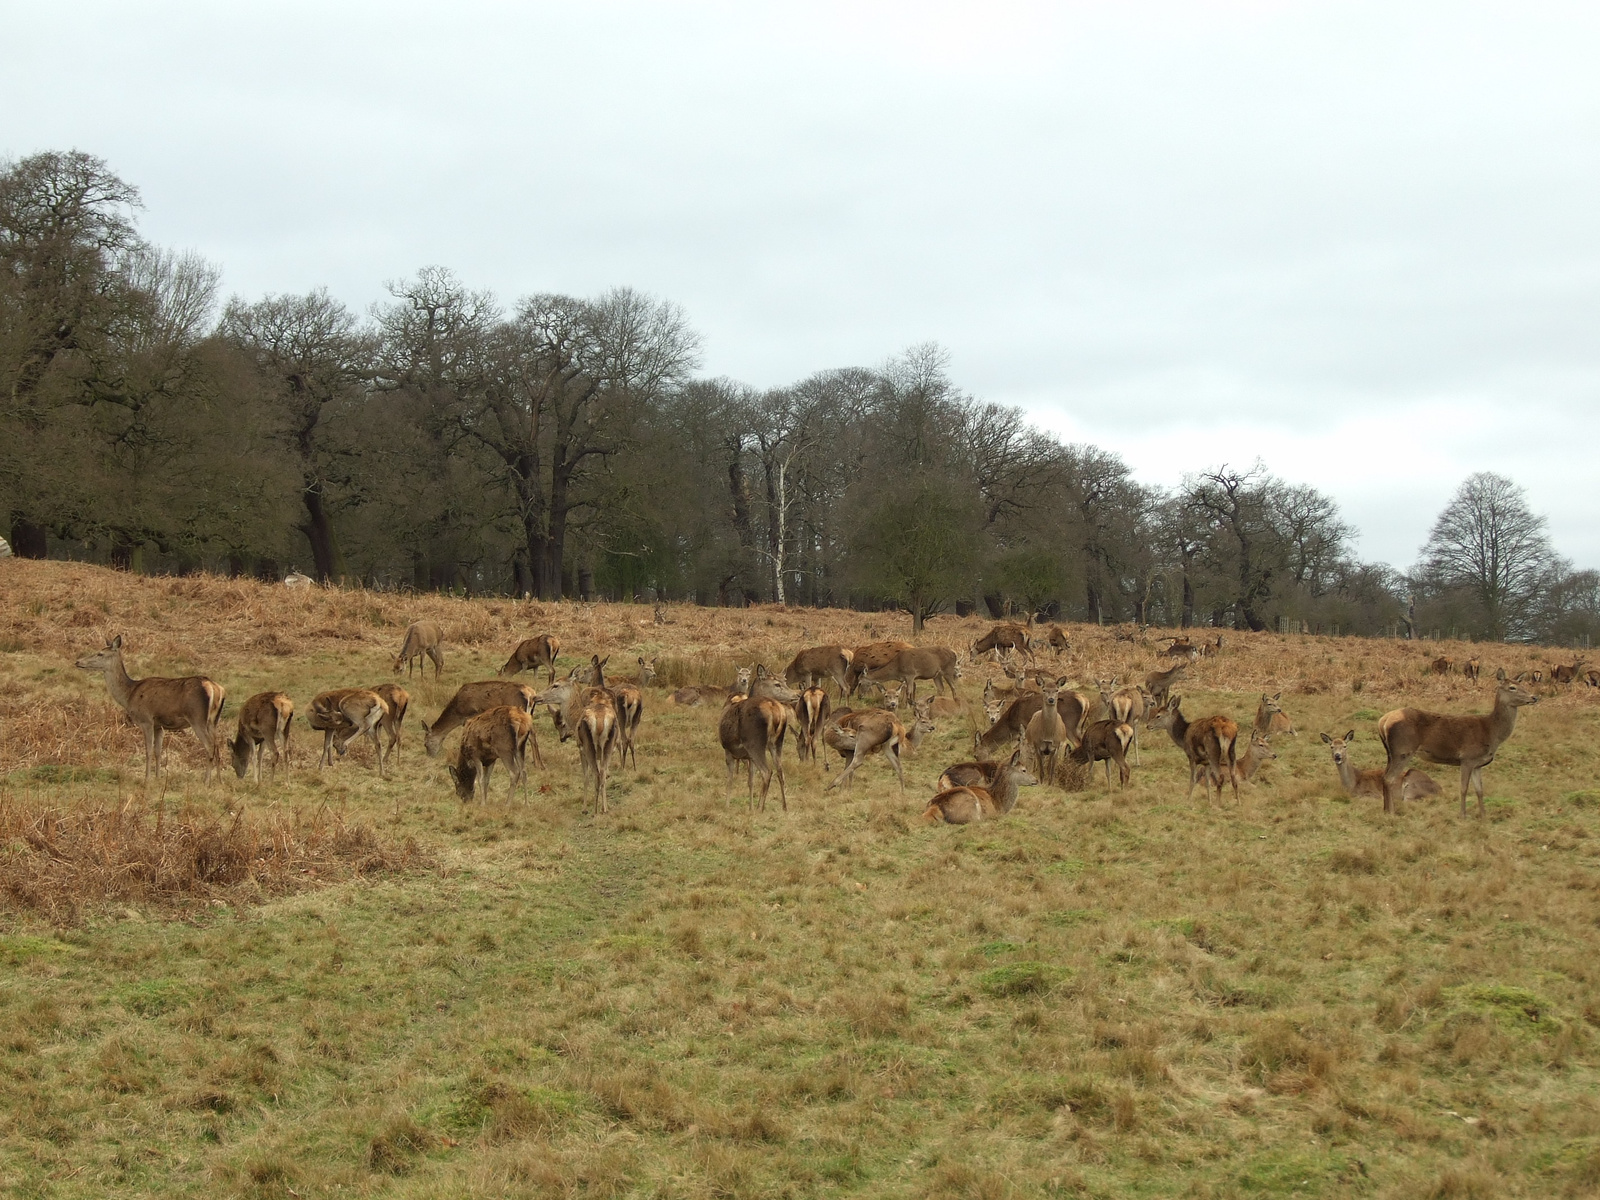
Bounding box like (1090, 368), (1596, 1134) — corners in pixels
(3, 560), (1600, 1198)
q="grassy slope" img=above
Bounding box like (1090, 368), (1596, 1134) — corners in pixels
(3, 560), (1600, 1198)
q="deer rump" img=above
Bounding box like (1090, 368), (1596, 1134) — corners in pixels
(719, 696), (789, 808)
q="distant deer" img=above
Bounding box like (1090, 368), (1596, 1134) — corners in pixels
(922, 748), (1038, 824)
(668, 665), (752, 707)
(1043, 623), (1071, 655)
(499, 634), (561, 684)
(1069, 719), (1134, 788)
(1162, 638), (1199, 662)
(844, 640), (915, 697)
(1096, 677), (1150, 764)
(784, 645), (853, 696)
(719, 667), (799, 809)
(424, 680), (540, 760)
(571, 656), (621, 814)
(1143, 662), (1187, 708)
(1429, 656), (1453, 676)
(1148, 695), (1239, 803)
(1377, 668), (1540, 816)
(308, 688), (389, 778)
(1321, 731), (1440, 803)
(394, 621), (445, 679)
(1232, 731), (1276, 786)
(448, 706), (536, 803)
(1254, 692), (1295, 739)
(75, 635), (226, 784)
(371, 682), (409, 757)
(793, 686), (831, 762)
(972, 622), (1032, 663)
(1552, 658), (1588, 687)
(1586, 669), (1600, 690)
(1462, 657), (1482, 684)
(230, 692), (294, 782)
(1025, 680), (1072, 787)
(862, 646), (961, 702)
(283, 569), (313, 589)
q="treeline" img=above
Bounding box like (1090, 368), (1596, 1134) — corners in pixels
(4, 152), (1596, 643)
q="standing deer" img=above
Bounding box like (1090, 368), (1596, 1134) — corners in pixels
(448, 706), (537, 804)
(1143, 662), (1187, 708)
(572, 656), (621, 814)
(1148, 695), (1239, 803)
(844, 640), (915, 697)
(1096, 677), (1150, 765)
(862, 646), (961, 702)
(1429, 656), (1453, 676)
(719, 667), (799, 809)
(1321, 731), (1440, 803)
(309, 688), (389, 777)
(230, 692), (294, 783)
(75, 635), (226, 784)
(1462, 657), (1482, 685)
(371, 682), (409, 758)
(394, 621), (445, 679)
(922, 748), (1039, 824)
(974, 690), (1045, 760)
(1377, 669), (1540, 816)
(793, 685), (831, 763)
(499, 634), (561, 684)
(822, 703), (934, 794)
(1069, 719), (1134, 788)
(784, 646), (853, 696)
(424, 681), (541, 760)
(971, 622), (1032, 663)
(1025, 680), (1072, 788)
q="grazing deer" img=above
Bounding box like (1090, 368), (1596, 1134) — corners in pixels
(1552, 658), (1588, 687)
(719, 668), (799, 809)
(371, 682), (409, 757)
(448, 706), (536, 803)
(863, 646), (961, 702)
(922, 748), (1038, 824)
(393, 621), (445, 679)
(1096, 677), (1150, 765)
(1232, 731), (1276, 785)
(499, 634), (561, 684)
(972, 622), (1032, 663)
(75, 635), (226, 784)
(1143, 662), (1187, 708)
(230, 692), (294, 782)
(1069, 719), (1134, 788)
(424, 681), (541, 760)
(794, 685), (831, 763)
(1025, 680), (1072, 787)
(1254, 692), (1295, 739)
(1462, 657), (1482, 685)
(309, 688), (389, 777)
(784, 645), (853, 696)
(1429, 656), (1453, 676)
(1377, 669), (1540, 816)
(1321, 731), (1440, 803)
(1148, 695), (1239, 803)
(844, 640), (915, 697)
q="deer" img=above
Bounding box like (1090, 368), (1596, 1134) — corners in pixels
(308, 688), (389, 777)
(668, 666), (752, 707)
(1069, 719), (1134, 788)
(1096, 677), (1150, 765)
(1143, 662), (1187, 708)
(498, 633), (561, 684)
(75, 635), (226, 784)
(862, 646), (961, 702)
(719, 667), (799, 809)
(394, 621), (445, 679)
(1429, 656), (1453, 676)
(1025, 680), (1073, 788)
(972, 622), (1032, 663)
(424, 680), (541, 760)
(448, 706), (537, 804)
(1552, 658), (1588, 687)
(230, 692), (294, 783)
(1321, 731), (1440, 804)
(1377, 668), (1540, 816)
(784, 645), (854, 696)
(793, 685), (831, 763)
(922, 748), (1039, 824)
(1254, 692), (1295, 739)
(1462, 657), (1482, 685)
(1148, 694), (1239, 803)
(283, 569), (313, 589)
(844, 640), (916, 697)
(937, 759), (1003, 792)
(974, 690), (1046, 760)
(1232, 731), (1276, 786)
(1043, 623), (1072, 655)
(822, 703), (934, 794)
(571, 656), (644, 768)
(371, 682), (409, 758)
(1586, 669), (1600, 690)
(571, 656), (621, 814)
(1162, 638), (1200, 662)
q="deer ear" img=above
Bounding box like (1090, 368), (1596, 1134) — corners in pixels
(1514, 672), (1526, 682)
(1320, 732), (1332, 744)
(1496, 667), (1507, 681)
(110, 633), (123, 649)
(1345, 730), (1355, 741)
(1272, 692), (1281, 701)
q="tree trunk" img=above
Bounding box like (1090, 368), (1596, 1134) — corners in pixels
(9, 517), (47, 559)
(299, 486), (343, 582)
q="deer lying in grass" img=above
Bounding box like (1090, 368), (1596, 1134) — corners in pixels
(1254, 692), (1295, 739)
(448, 706), (536, 803)
(785, 646), (853, 696)
(1232, 732), (1276, 786)
(1143, 662), (1187, 708)
(719, 667), (799, 809)
(1148, 695), (1239, 803)
(424, 681), (541, 760)
(1321, 731), (1440, 803)
(1552, 658), (1588, 687)
(1377, 668), (1540, 816)
(1096, 677), (1151, 765)
(1162, 638), (1200, 662)
(394, 621), (445, 679)
(844, 640), (915, 697)
(668, 666), (752, 707)
(371, 683), (409, 758)
(309, 688), (389, 778)
(922, 749), (1038, 824)
(230, 692), (294, 782)
(937, 759), (1002, 792)
(1069, 719), (1134, 788)
(499, 634), (561, 684)
(75, 635), (226, 784)
(863, 646), (961, 702)
(794, 686), (831, 763)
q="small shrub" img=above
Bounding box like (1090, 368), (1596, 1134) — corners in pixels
(980, 961), (1060, 997)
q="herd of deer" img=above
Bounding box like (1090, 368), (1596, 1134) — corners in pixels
(70, 615), (1557, 823)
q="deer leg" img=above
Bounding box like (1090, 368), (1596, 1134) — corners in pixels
(525, 725), (544, 770)
(772, 729), (788, 811)
(152, 727), (166, 784)
(889, 742), (906, 794)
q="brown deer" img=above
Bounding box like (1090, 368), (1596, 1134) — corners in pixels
(719, 667), (799, 809)
(1025, 680), (1072, 787)
(1043, 623), (1071, 655)
(936, 759), (1002, 792)
(1143, 662), (1187, 708)
(1069, 719), (1134, 788)
(668, 666), (752, 707)
(1096, 677), (1150, 765)
(863, 646), (961, 702)
(1377, 668), (1540, 816)
(1552, 658), (1588, 687)
(1321, 731), (1440, 803)
(371, 682), (409, 757)
(75, 635), (226, 784)
(822, 704), (933, 793)
(844, 640), (915, 697)
(1162, 637), (1199, 661)
(572, 656), (621, 814)
(922, 748), (1039, 824)
(1253, 692), (1295, 739)
(498, 634), (561, 684)
(1232, 731), (1276, 785)
(1586, 669), (1600, 690)
(974, 690), (1046, 760)
(1429, 656), (1453, 676)
(448, 706), (537, 803)
(309, 688), (389, 777)
(424, 681), (541, 759)
(1462, 657), (1482, 684)
(394, 621), (445, 679)
(1148, 695), (1239, 803)
(784, 645), (853, 696)
(972, 622), (1032, 662)
(230, 692), (294, 782)
(793, 685), (830, 763)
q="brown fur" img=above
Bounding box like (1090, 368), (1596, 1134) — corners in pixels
(448, 706), (536, 803)
(394, 621), (445, 679)
(499, 633), (561, 684)
(230, 691), (294, 782)
(424, 680), (540, 758)
(76, 635), (226, 784)
(1321, 730), (1439, 803)
(308, 687), (388, 777)
(922, 749), (1038, 824)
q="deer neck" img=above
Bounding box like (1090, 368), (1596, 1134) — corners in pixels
(992, 769), (1019, 813)
(1488, 691), (1523, 749)
(1332, 751), (1358, 794)
(101, 652), (138, 712)
(1162, 710), (1189, 749)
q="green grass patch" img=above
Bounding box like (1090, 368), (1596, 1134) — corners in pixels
(979, 961), (1064, 997)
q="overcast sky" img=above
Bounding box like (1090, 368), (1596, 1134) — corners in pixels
(5, 1), (1598, 567)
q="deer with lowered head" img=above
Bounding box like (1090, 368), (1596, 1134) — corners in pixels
(784, 645), (853, 696)
(719, 666), (799, 810)
(971, 621), (1032, 663)
(448, 706), (537, 804)
(499, 633), (561, 684)
(844, 640), (915, 697)
(1377, 668), (1540, 816)
(822, 701), (934, 794)
(1321, 730), (1440, 804)
(394, 621), (445, 679)
(424, 680), (540, 759)
(863, 645), (962, 703)
(370, 682), (409, 758)
(308, 688), (389, 777)
(231, 691), (294, 783)
(922, 748), (1039, 824)
(76, 635), (226, 784)
(1148, 694), (1239, 803)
